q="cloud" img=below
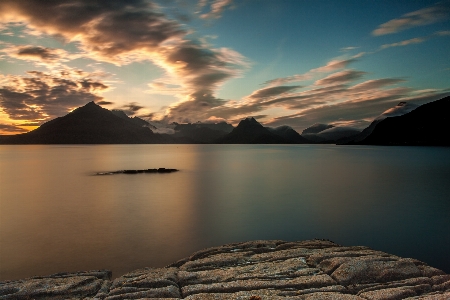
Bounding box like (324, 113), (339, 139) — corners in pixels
(340, 46), (359, 52)
(0, 70), (108, 122)
(350, 78), (406, 90)
(314, 70), (366, 86)
(380, 37), (426, 49)
(0, 123), (28, 134)
(96, 100), (114, 106)
(372, 3), (450, 36)
(263, 74), (311, 87)
(248, 85), (302, 99)
(435, 30), (450, 36)
(199, 0), (234, 19)
(263, 53), (363, 88)
(117, 102), (144, 116)
(0, 0), (248, 123)
(310, 53), (364, 73)
(1, 44), (78, 69)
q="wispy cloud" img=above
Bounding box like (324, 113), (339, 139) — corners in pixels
(380, 37), (426, 49)
(263, 74), (311, 87)
(199, 0), (234, 19)
(248, 86), (302, 99)
(340, 46), (359, 52)
(314, 70), (366, 86)
(263, 53), (364, 88)
(435, 30), (450, 36)
(372, 2), (450, 36)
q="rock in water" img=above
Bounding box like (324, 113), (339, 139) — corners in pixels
(1, 240), (449, 299)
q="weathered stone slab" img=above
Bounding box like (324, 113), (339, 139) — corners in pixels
(1, 239), (449, 299)
(178, 257), (316, 285)
(181, 274), (338, 297)
(0, 270), (110, 299)
(331, 256), (422, 285)
(106, 267), (180, 299)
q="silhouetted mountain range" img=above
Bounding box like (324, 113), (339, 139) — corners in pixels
(301, 124), (360, 143)
(216, 117), (309, 144)
(1, 96), (448, 145)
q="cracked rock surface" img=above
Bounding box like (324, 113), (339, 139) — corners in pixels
(1, 240), (449, 299)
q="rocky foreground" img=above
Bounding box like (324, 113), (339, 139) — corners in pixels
(1, 240), (449, 300)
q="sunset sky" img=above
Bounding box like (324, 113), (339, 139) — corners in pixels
(0, 0), (449, 134)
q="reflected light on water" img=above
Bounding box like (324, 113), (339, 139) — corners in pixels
(1, 144), (449, 281)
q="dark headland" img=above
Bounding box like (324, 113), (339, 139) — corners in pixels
(1, 240), (449, 299)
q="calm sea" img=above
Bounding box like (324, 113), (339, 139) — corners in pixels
(0, 144), (449, 281)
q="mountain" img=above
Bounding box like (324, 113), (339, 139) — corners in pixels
(0, 102), (160, 144)
(301, 123), (360, 143)
(344, 101), (419, 144)
(216, 117), (307, 144)
(357, 96), (450, 146)
(267, 125), (310, 143)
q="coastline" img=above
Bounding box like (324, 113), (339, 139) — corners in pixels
(1, 239), (449, 299)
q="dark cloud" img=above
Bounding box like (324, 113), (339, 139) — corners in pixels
(0, 124), (28, 134)
(96, 100), (114, 105)
(118, 102), (144, 116)
(315, 70), (366, 86)
(0, 71), (108, 122)
(16, 46), (62, 62)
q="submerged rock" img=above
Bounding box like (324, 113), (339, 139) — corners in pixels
(1, 240), (449, 299)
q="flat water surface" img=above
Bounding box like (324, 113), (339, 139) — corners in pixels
(1, 144), (449, 280)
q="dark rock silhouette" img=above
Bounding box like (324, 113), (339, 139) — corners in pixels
(217, 117), (308, 144)
(1, 240), (449, 299)
(0, 102), (161, 144)
(96, 168), (179, 175)
(342, 101), (420, 144)
(355, 96), (450, 146)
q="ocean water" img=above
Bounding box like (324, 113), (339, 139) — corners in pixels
(0, 144), (449, 281)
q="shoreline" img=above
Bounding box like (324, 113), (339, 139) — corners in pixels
(1, 239), (449, 299)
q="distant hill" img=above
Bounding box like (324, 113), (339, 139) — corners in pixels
(217, 117), (308, 144)
(0, 102), (160, 144)
(356, 96), (450, 146)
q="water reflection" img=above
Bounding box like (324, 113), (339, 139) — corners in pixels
(0, 145), (449, 281)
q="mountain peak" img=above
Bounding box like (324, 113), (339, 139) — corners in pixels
(243, 117), (258, 123)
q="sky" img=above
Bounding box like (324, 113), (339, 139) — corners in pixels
(0, 0), (449, 135)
